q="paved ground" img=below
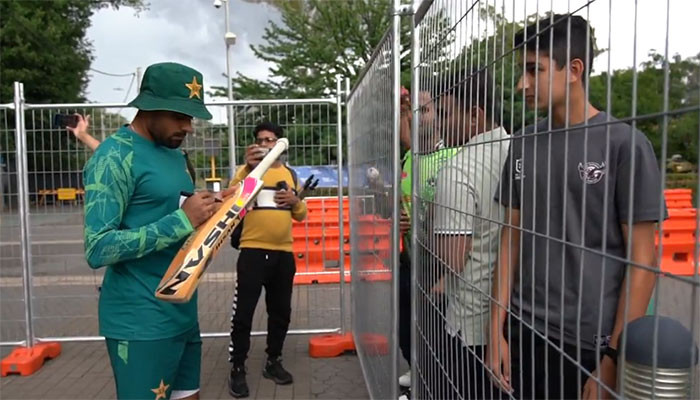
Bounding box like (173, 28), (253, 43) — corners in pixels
(0, 338), (368, 400)
(0, 283), (368, 400)
(2, 207), (700, 399)
(1, 208), (369, 400)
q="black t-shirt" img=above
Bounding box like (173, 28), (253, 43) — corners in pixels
(495, 112), (667, 350)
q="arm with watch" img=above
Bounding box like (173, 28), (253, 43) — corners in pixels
(582, 221), (658, 399)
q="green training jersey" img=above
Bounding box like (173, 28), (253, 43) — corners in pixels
(401, 144), (459, 213)
(400, 143), (459, 244)
(83, 126), (196, 340)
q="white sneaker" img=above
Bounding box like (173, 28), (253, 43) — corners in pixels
(398, 370), (411, 387)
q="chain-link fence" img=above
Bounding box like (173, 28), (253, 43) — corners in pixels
(0, 86), (347, 347)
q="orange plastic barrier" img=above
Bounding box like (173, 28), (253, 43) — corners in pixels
(309, 333), (355, 357)
(664, 188), (693, 209)
(291, 198), (398, 285)
(1, 342), (61, 377)
(657, 208), (698, 276)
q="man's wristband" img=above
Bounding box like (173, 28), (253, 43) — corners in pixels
(603, 346), (618, 364)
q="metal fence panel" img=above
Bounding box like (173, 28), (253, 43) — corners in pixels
(0, 97), (344, 344)
(0, 102), (28, 348)
(407, 0), (699, 399)
(347, 22), (400, 400)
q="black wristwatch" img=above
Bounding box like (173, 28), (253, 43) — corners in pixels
(602, 346), (618, 364)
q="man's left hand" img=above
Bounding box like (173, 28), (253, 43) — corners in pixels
(274, 189), (299, 208)
(582, 357), (617, 399)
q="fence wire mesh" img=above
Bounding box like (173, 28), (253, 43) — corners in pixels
(405, 0), (700, 399)
(0, 99), (345, 344)
(0, 105), (28, 347)
(347, 26), (399, 400)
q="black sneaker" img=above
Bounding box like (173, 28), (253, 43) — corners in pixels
(228, 365), (249, 398)
(262, 357), (293, 385)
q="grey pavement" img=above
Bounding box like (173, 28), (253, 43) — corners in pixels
(1, 208), (368, 400)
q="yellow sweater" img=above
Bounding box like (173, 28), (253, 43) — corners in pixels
(230, 164), (307, 251)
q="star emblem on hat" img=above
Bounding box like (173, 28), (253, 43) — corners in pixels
(151, 379), (170, 400)
(185, 76), (202, 99)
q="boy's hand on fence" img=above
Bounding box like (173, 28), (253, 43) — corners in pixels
(430, 275), (444, 294)
(582, 357), (616, 399)
(487, 332), (513, 393)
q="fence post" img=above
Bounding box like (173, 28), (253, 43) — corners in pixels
(409, 4), (421, 397)
(391, 1), (405, 398)
(13, 82), (34, 348)
(335, 75), (347, 335)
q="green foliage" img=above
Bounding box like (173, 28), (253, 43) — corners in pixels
(0, 0), (145, 103)
(211, 0), (396, 100)
(588, 52), (700, 164)
(0, 0), (144, 177)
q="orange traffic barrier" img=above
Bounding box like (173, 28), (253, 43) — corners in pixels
(664, 188), (693, 209)
(309, 332), (355, 357)
(1, 342), (61, 377)
(657, 208), (698, 276)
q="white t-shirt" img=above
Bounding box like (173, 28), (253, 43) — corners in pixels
(433, 126), (510, 346)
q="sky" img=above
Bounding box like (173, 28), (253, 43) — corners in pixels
(85, 0), (282, 122)
(447, 0), (699, 73)
(85, 0), (699, 121)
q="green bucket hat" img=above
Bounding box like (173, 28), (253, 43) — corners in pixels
(128, 62), (213, 120)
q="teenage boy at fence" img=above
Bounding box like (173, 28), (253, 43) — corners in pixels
(431, 67), (509, 400)
(488, 14), (666, 400)
(83, 62), (225, 400)
(227, 121), (307, 398)
(397, 88), (459, 394)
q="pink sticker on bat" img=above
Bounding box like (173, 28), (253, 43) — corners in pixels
(235, 177), (258, 208)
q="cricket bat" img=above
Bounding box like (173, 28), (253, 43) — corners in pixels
(155, 138), (290, 303)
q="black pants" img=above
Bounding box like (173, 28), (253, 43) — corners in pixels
(228, 248), (296, 366)
(507, 316), (598, 400)
(432, 331), (501, 400)
(399, 251), (412, 365)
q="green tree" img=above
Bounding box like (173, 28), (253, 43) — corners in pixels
(1, 0), (145, 103)
(215, 0), (396, 100)
(0, 0), (144, 197)
(589, 52), (700, 164)
(210, 0), (424, 169)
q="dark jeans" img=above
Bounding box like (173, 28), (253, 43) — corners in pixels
(228, 248), (296, 366)
(431, 330), (501, 400)
(507, 316), (599, 400)
(399, 251), (412, 365)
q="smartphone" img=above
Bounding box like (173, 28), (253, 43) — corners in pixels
(53, 114), (79, 129)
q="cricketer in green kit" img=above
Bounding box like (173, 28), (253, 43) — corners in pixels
(83, 62), (224, 400)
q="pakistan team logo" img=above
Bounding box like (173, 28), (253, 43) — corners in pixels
(578, 161), (606, 184)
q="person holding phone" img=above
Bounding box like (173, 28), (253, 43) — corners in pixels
(65, 114), (101, 151)
(226, 121), (307, 398)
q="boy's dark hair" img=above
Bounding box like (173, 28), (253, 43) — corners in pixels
(442, 67), (501, 125)
(515, 14), (595, 83)
(253, 121), (284, 139)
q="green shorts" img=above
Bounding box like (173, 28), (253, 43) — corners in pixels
(105, 325), (201, 400)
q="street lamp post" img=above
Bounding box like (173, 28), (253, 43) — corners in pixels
(215, 0), (237, 178)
